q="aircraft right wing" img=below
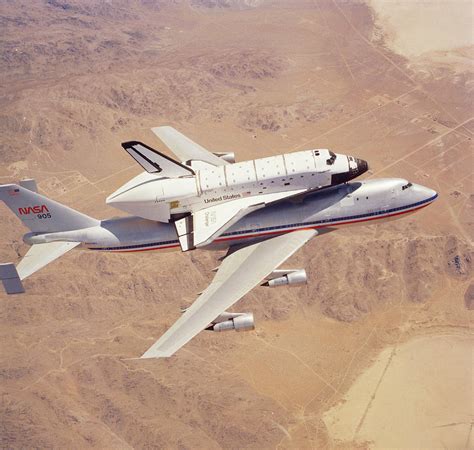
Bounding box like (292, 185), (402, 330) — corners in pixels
(152, 126), (228, 167)
(141, 228), (317, 358)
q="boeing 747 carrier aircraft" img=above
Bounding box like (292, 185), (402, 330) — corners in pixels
(0, 128), (437, 357)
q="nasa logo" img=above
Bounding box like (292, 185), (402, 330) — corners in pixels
(18, 205), (50, 215)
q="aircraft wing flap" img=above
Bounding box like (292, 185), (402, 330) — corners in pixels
(152, 126), (228, 166)
(140, 228), (317, 358)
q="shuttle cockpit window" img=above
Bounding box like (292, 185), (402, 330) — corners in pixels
(326, 151), (337, 165)
(402, 182), (413, 190)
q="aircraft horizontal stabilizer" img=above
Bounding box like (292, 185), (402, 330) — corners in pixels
(17, 241), (81, 280)
(0, 241), (81, 295)
(0, 263), (24, 294)
(19, 178), (38, 192)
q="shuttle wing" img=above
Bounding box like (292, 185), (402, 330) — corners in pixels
(152, 126), (228, 167)
(140, 229), (317, 358)
(174, 189), (307, 251)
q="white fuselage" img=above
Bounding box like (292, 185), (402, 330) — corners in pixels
(26, 179), (437, 253)
(106, 149), (367, 221)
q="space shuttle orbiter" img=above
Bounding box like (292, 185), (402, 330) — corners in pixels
(106, 126), (368, 251)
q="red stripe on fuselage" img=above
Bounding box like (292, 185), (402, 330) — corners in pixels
(215, 199), (432, 243)
(98, 200), (433, 253)
(102, 243), (180, 253)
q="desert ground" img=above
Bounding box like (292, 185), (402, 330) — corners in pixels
(0, 0), (472, 448)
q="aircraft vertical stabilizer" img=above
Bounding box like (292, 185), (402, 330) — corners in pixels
(0, 183), (98, 233)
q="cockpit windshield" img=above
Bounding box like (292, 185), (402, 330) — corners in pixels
(402, 182), (413, 190)
(326, 151), (337, 165)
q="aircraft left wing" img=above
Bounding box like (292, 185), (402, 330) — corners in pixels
(175, 189), (307, 251)
(152, 126), (228, 167)
(140, 228), (317, 358)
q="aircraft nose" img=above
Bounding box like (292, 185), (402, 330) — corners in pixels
(412, 183), (438, 203)
(421, 185), (438, 201)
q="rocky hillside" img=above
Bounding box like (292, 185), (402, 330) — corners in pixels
(1, 0), (472, 448)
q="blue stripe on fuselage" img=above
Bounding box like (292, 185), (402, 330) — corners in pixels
(90, 194), (437, 252)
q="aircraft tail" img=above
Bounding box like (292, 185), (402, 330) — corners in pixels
(0, 182), (99, 233)
(121, 141), (195, 177)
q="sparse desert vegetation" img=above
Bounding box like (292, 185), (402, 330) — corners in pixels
(0, 1), (472, 448)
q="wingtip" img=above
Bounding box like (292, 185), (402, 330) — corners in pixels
(140, 348), (173, 359)
(121, 354), (169, 361)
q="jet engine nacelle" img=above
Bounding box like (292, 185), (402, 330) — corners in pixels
(206, 312), (255, 332)
(212, 152), (235, 164)
(263, 269), (307, 287)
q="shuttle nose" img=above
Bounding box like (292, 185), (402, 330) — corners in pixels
(356, 158), (368, 175)
(331, 156), (369, 185)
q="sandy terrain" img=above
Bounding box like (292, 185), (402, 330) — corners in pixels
(323, 334), (473, 448)
(369, 0), (473, 57)
(0, 0), (472, 448)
